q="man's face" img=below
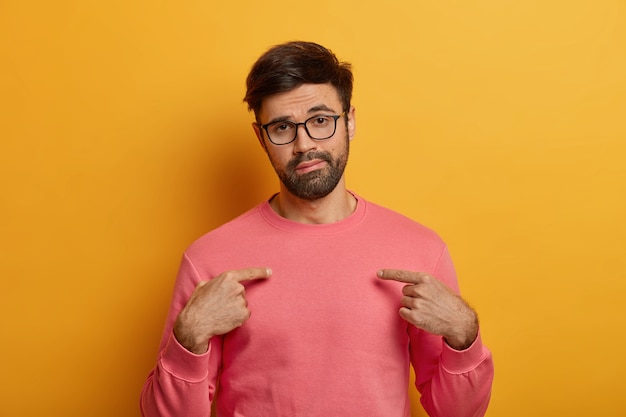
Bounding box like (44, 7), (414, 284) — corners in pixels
(253, 83), (356, 201)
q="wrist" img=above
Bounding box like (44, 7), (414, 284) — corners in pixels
(444, 313), (479, 351)
(444, 330), (477, 350)
(173, 315), (212, 354)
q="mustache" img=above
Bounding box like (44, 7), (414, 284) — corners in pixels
(287, 151), (333, 170)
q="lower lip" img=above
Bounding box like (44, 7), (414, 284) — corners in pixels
(295, 161), (326, 174)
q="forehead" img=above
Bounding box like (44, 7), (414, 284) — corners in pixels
(258, 83), (342, 122)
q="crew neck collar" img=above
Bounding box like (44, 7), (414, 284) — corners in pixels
(258, 192), (366, 235)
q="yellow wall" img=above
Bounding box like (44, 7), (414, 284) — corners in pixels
(1, 1), (625, 416)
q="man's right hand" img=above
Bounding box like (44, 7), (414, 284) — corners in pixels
(173, 267), (272, 354)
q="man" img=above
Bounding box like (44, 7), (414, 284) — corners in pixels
(141, 41), (494, 417)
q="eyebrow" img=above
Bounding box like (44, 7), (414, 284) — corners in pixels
(265, 104), (338, 125)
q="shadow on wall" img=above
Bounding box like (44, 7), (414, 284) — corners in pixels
(197, 128), (275, 228)
(130, 125), (275, 411)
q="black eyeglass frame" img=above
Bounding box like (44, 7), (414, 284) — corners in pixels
(259, 112), (346, 145)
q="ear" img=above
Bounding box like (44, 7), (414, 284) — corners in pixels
(346, 106), (356, 141)
(252, 122), (268, 152)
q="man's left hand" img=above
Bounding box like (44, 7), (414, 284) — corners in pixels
(377, 269), (478, 350)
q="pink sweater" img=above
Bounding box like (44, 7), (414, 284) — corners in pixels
(141, 195), (493, 416)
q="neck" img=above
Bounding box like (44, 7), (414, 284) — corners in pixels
(270, 180), (357, 224)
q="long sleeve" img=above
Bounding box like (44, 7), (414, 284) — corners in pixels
(140, 254), (222, 417)
(411, 245), (494, 417)
(414, 332), (494, 417)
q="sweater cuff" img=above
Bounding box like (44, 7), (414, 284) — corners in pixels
(159, 332), (211, 382)
(440, 331), (489, 374)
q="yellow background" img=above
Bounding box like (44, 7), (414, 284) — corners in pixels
(1, 0), (625, 416)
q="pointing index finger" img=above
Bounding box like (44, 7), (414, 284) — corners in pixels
(233, 267), (273, 283)
(377, 269), (421, 284)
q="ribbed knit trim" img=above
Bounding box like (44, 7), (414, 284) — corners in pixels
(160, 333), (211, 383)
(440, 332), (490, 374)
(257, 191), (367, 235)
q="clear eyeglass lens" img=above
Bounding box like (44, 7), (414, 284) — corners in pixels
(268, 122), (295, 143)
(306, 116), (334, 138)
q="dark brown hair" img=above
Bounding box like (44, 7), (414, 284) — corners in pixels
(244, 41), (353, 120)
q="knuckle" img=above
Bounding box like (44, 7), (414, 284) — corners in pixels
(394, 270), (405, 280)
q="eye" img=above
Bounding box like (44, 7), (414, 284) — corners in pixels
(311, 116), (331, 126)
(269, 122), (294, 134)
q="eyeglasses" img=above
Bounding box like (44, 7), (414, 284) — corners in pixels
(259, 112), (345, 145)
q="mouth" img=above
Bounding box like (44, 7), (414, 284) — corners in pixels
(294, 159), (327, 174)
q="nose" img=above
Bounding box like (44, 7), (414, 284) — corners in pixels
(292, 124), (318, 154)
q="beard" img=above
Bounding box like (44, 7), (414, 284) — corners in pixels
(270, 135), (349, 201)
